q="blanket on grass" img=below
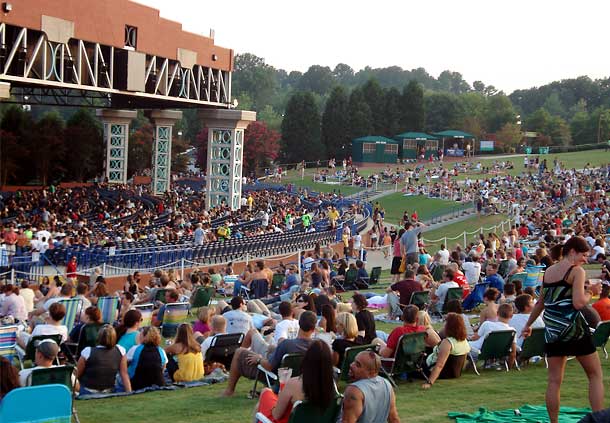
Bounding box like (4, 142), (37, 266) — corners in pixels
(77, 369), (228, 400)
(448, 405), (591, 423)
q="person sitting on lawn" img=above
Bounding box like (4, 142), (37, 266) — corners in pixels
(18, 302), (68, 349)
(221, 310), (316, 397)
(77, 324), (131, 394)
(126, 326), (167, 390)
(430, 269), (459, 313)
(151, 290), (179, 327)
(386, 269), (423, 319)
(222, 296), (255, 335)
(340, 350), (400, 423)
(332, 312), (362, 366)
(255, 340), (336, 423)
(19, 339), (77, 388)
(379, 305), (440, 358)
(484, 262), (505, 292)
(422, 312), (470, 389)
(478, 288), (500, 326)
(468, 303), (517, 362)
(165, 323), (204, 382)
(509, 294), (544, 349)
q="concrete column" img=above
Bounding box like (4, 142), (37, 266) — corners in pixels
(96, 109), (137, 184)
(149, 110), (182, 195)
(199, 109), (256, 210)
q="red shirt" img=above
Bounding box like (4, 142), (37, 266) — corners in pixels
(4, 231), (17, 245)
(453, 272), (470, 298)
(518, 226), (529, 238)
(386, 324), (426, 352)
(593, 298), (610, 322)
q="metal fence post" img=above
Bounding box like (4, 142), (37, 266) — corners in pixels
(463, 231), (467, 248)
(102, 263), (106, 276)
(10, 269), (14, 285)
(443, 237), (447, 247)
(181, 258), (185, 282)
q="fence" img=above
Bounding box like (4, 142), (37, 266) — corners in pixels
(422, 217), (514, 249)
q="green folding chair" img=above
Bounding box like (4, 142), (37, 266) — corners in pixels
(190, 287), (215, 310)
(343, 268), (358, 290)
(75, 323), (103, 358)
(442, 287), (463, 314)
(380, 332), (429, 387)
(469, 329), (517, 375)
(256, 397), (342, 423)
(337, 344), (376, 381)
(593, 320), (610, 359)
(58, 299), (83, 334)
(519, 327), (547, 367)
(97, 296), (120, 324)
(251, 353), (304, 398)
(368, 266), (382, 285)
(20, 334), (64, 365)
(271, 274), (285, 295)
(409, 291), (430, 310)
(160, 302), (191, 338)
(432, 265), (446, 282)
(154, 288), (169, 304)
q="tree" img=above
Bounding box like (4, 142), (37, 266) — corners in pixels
(485, 94), (516, 133)
(348, 88), (373, 141)
(400, 81), (425, 132)
(64, 108), (103, 181)
(31, 111), (66, 185)
(361, 79), (386, 134)
(232, 53), (278, 110)
(425, 92), (464, 132)
(0, 105), (32, 184)
(383, 87), (402, 137)
(257, 105), (283, 132)
(570, 110), (591, 145)
(321, 86), (350, 159)
(332, 63), (355, 86)
(244, 121), (280, 175)
(495, 123), (522, 152)
(437, 70), (471, 94)
(298, 65), (334, 96)
(128, 121), (153, 178)
(543, 91), (566, 117)
(524, 108), (552, 133)
(281, 91), (323, 163)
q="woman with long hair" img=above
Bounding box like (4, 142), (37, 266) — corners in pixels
(352, 293), (376, 344)
(0, 357), (20, 401)
(422, 312), (470, 389)
(165, 323), (204, 382)
(255, 340), (336, 423)
(319, 304), (336, 333)
(332, 312), (362, 366)
(522, 237), (604, 423)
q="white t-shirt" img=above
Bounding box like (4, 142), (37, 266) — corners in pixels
(437, 249), (450, 265)
(461, 262), (482, 285)
(592, 245), (606, 260)
(19, 288), (36, 313)
(30, 324), (69, 343)
(81, 344), (126, 360)
(273, 319), (300, 344)
(509, 313), (545, 348)
(223, 310), (254, 335)
(469, 321), (515, 352)
(435, 281), (459, 306)
(126, 344), (168, 363)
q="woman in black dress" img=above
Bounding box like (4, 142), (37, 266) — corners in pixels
(522, 237), (603, 423)
(351, 293), (376, 344)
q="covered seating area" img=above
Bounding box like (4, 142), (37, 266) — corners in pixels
(395, 132), (439, 161)
(433, 130), (475, 157)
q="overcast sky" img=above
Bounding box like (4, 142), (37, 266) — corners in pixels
(137, 0), (608, 94)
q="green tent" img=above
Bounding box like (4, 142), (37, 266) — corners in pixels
(433, 130), (475, 157)
(352, 136), (399, 164)
(395, 132), (439, 159)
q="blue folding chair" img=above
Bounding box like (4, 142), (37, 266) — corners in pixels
(0, 384), (72, 423)
(97, 296), (120, 324)
(59, 298), (84, 334)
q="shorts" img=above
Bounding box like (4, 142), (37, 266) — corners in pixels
(406, 253), (418, 266)
(236, 349), (266, 380)
(545, 334), (596, 357)
(391, 257), (402, 275)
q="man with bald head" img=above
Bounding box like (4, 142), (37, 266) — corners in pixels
(340, 351), (400, 423)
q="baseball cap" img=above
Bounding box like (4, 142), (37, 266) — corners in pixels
(34, 339), (60, 359)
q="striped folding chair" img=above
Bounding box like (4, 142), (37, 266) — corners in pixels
(0, 325), (22, 369)
(161, 302), (191, 338)
(97, 296), (120, 324)
(132, 303), (154, 328)
(58, 298), (83, 334)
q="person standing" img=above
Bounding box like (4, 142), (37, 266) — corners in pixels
(400, 221), (426, 270)
(522, 237), (604, 423)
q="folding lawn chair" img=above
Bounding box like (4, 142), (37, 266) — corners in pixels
(19, 334), (64, 366)
(408, 291), (430, 310)
(368, 266), (382, 285)
(270, 274), (285, 295)
(191, 286), (215, 310)
(29, 365), (80, 423)
(154, 288), (169, 304)
(341, 269), (358, 291)
(160, 302), (191, 338)
(593, 320), (610, 359)
(380, 332), (429, 387)
(469, 329), (517, 375)
(519, 327), (547, 367)
(461, 282), (489, 312)
(250, 279), (269, 299)
(337, 344), (376, 381)
(256, 396), (342, 423)
(0, 384), (72, 423)
(251, 353), (304, 398)
(508, 272), (528, 285)
(0, 325), (22, 369)
(204, 333), (244, 370)
(58, 298), (84, 334)
(97, 296), (120, 324)
(132, 303), (154, 327)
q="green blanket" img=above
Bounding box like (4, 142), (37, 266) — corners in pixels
(448, 405), (591, 423)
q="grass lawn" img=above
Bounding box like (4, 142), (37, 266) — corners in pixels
(378, 194), (463, 225)
(74, 349), (605, 423)
(283, 178), (363, 196)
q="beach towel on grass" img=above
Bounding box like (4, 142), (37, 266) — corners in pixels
(448, 405), (590, 423)
(77, 369), (228, 400)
